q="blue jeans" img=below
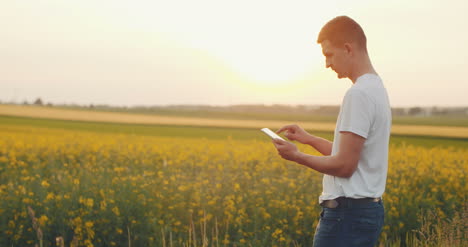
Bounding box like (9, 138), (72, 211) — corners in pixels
(313, 199), (384, 247)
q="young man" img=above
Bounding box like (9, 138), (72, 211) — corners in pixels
(272, 16), (391, 247)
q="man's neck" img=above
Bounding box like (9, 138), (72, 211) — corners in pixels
(349, 55), (376, 83)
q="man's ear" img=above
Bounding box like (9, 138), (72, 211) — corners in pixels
(344, 43), (353, 55)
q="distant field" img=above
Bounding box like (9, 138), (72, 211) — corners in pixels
(60, 105), (468, 127)
(1, 115), (467, 149)
(1, 104), (468, 139)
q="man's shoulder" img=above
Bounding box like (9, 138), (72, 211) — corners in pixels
(348, 75), (386, 101)
(344, 86), (370, 101)
(354, 74), (383, 90)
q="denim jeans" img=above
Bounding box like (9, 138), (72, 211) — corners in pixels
(312, 199), (384, 247)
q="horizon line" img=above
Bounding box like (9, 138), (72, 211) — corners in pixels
(1, 102), (468, 110)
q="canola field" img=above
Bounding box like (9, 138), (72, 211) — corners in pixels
(0, 119), (467, 246)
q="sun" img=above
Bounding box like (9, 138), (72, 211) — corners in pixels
(221, 42), (324, 86)
(102, 0), (327, 86)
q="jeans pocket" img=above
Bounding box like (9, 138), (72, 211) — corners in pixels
(350, 211), (383, 246)
(316, 210), (341, 237)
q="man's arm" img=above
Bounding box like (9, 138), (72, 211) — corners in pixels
(276, 124), (333, 156)
(304, 135), (333, 156)
(273, 131), (365, 178)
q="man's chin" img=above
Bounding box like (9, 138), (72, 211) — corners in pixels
(336, 72), (349, 79)
(333, 70), (345, 79)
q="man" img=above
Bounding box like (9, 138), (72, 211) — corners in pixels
(272, 16), (391, 247)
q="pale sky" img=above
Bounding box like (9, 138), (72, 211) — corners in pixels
(1, 0), (467, 107)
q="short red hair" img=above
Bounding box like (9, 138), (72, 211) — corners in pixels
(317, 16), (367, 52)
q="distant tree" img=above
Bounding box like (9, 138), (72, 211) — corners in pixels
(408, 107), (423, 116)
(431, 107), (448, 115)
(22, 100), (29, 105)
(391, 108), (406, 116)
(34, 98), (43, 105)
(46, 102), (53, 107)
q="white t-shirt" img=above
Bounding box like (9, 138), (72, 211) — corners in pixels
(319, 73), (392, 203)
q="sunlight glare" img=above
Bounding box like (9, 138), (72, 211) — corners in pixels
(223, 42), (324, 86)
(106, 0), (329, 86)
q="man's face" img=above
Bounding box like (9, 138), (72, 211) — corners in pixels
(320, 40), (350, 79)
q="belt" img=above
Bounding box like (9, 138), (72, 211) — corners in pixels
(320, 197), (381, 209)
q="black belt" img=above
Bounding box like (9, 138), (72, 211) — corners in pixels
(320, 197), (381, 209)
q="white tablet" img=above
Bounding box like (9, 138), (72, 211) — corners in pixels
(260, 128), (285, 141)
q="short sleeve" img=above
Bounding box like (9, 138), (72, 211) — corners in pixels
(338, 90), (373, 139)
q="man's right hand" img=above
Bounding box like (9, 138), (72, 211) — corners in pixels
(276, 124), (313, 144)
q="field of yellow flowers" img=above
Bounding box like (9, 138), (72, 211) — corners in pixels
(0, 124), (466, 246)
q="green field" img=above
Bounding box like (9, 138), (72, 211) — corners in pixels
(1, 115), (467, 148)
(55, 105), (468, 127)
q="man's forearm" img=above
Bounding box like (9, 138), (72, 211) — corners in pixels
(294, 152), (352, 178)
(304, 135), (333, 156)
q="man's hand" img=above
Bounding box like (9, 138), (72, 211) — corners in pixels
(276, 124), (312, 144)
(277, 124), (333, 156)
(272, 139), (300, 161)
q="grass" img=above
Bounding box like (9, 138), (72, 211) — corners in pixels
(381, 205), (467, 247)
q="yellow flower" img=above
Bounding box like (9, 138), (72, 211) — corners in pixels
(84, 239), (94, 247)
(38, 215), (48, 226)
(41, 180), (50, 188)
(85, 221), (94, 228)
(112, 206), (120, 216)
(85, 198), (94, 207)
(22, 198), (33, 204)
(46, 192), (55, 200)
(100, 200), (107, 210)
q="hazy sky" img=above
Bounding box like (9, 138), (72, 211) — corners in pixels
(1, 0), (467, 107)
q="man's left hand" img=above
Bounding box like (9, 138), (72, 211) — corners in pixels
(272, 139), (300, 161)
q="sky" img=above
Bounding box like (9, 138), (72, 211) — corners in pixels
(1, 0), (467, 107)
